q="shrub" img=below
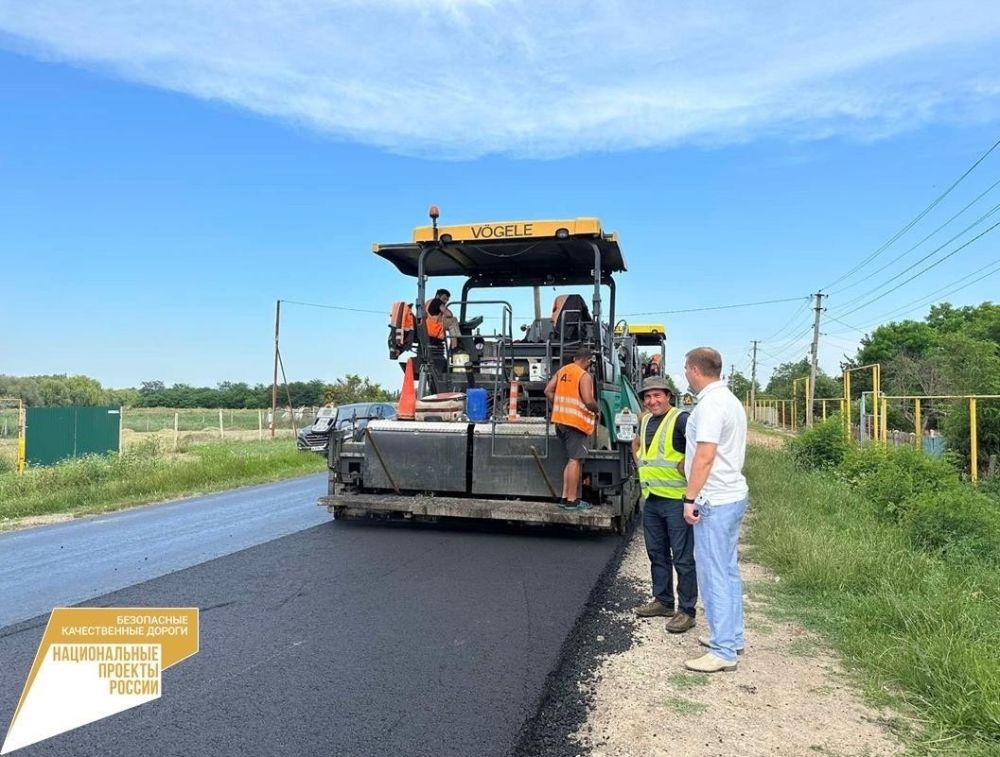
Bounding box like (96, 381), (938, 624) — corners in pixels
(837, 444), (962, 521)
(903, 490), (1000, 566)
(787, 416), (850, 470)
(746, 447), (1000, 751)
(124, 436), (162, 459)
(975, 474), (1000, 502)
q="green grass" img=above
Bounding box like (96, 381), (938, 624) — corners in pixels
(663, 696), (707, 716)
(744, 446), (1000, 755)
(0, 439), (326, 527)
(0, 439), (15, 470)
(0, 407), (18, 438)
(666, 672), (709, 691)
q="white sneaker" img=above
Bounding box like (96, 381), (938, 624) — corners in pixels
(684, 652), (738, 673)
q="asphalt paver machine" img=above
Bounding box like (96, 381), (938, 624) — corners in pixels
(321, 210), (646, 531)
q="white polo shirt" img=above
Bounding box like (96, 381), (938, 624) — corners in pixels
(684, 380), (749, 505)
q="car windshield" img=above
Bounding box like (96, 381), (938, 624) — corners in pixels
(334, 404), (373, 426)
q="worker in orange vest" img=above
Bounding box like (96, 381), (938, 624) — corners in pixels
(426, 288), (460, 350)
(544, 346), (599, 511)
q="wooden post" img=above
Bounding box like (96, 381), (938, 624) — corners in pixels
(118, 406), (124, 457)
(219, 409), (225, 440)
(174, 412), (179, 451)
(258, 410), (263, 441)
(914, 399), (921, 451)
(272, 299), (280, 439)
(970, 398), (978, 483)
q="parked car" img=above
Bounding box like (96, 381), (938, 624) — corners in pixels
(296, 402), (397, 453)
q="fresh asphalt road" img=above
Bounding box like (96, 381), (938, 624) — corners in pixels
(0, 476), (619, 756)
(0, 474), (331, 628)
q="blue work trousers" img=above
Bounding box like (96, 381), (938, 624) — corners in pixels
(642, 494), (697, 617)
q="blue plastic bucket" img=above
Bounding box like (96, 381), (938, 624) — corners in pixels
(466, 388), (488, 422)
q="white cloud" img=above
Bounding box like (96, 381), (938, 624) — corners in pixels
(1, 0), (999, 157)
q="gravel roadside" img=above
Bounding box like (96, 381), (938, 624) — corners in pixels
(515, 430), (906, 757)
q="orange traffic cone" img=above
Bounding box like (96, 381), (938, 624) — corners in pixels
(398, 358), (416, 420)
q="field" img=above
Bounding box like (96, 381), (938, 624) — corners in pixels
(0, 406), (328, 525)
(120, 407), (308, 433)
(0, 437), (326, 527)
(0, 406), (18, 469)
(0, 407), (320, 472)
(758, 423), (1000, 752)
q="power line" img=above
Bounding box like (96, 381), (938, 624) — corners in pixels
(822, 334), (863, 348)
(763, 343), (811, 365)
(280, 299), (385, 315)
(829, 176), (1000, 295)
(757, 346), (789, 362)
(828, 200), (1000, 315)
(835, 220), (1000, 320)
(280, 297), (512, 322)
(822, 134), (1000, 291)
(825, 315), (864, 332)
(620, 295), (804, 317)
(840, 257), (1000, 331)
(766, 323), (814, 355)
(760, 297), (812, 342)
(758, 335), (813, 366)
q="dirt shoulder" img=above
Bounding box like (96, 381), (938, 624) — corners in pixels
(570, 534), (904, 756)
(518, 429), (906, 757)
(746, 426), (790, 449)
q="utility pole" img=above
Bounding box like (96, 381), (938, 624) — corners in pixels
(807, 292), (825, 427)
(272, 299), (280, 438)
(729, 364), (735, 390)
(750, 340), (759, 421)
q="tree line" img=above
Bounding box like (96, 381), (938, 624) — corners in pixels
(0, 374), (397, 409)
(750, 301), (1000, 469)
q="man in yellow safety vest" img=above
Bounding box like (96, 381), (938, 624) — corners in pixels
(632, 376), (697, 634)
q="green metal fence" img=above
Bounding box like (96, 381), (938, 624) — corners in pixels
(25, 406), (121, 466)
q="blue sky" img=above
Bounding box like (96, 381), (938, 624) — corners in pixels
(2, 1), (1000, 392)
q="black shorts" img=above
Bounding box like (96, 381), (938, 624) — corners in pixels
(556, 424), (590, 460)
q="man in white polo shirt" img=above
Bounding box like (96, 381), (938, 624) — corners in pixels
(681, 346), (749, 673)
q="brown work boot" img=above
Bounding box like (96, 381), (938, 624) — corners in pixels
(684, 652), (737, 673)
(665, 611), (696, 633)
(635, 599), (675, 618)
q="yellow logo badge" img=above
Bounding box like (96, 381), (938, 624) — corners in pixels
(2, 607), (199, 754)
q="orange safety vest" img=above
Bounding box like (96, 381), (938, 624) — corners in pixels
(425, 299), (445, 340)
(551, 363), (596, 435)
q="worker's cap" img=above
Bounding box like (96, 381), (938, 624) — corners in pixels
(572, 346), (594, 361)
(639, 377), (673, 397)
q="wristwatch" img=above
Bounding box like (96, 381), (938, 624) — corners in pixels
(682, 496), (696, 504)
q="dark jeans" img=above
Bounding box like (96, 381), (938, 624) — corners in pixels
(642, 494), (697, 617)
